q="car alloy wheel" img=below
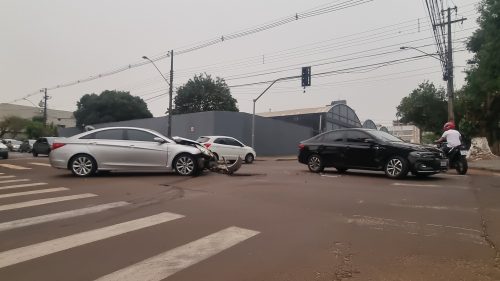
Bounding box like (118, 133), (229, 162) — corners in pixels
(71, 155), (96, 177)
(307, 154), (324, 173)
(245, 153), (254, 164)
(174, 154), (197, 176)
(385, 156), (408, 178)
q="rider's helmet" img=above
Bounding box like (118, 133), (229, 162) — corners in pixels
(443, 121), (455, 131)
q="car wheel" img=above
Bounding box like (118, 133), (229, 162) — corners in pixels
(174, 154), (198, 176)
(307, 154), (324, 173)
(32, 151), (38, 157)
(69, 154), (97, 177)
(384, 156), (409, 179)
(245, 153), (254, 164)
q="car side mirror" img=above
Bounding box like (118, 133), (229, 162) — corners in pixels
(153, 137), (166, 144)
(364, 138), (376, 144)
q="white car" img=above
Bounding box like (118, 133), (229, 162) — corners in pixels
(49, 127), (215, 177)
(196, 136), (256, 164)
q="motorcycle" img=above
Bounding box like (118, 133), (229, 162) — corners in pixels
(436, 142), (468, 175)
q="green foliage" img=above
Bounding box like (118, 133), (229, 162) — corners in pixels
(173, 74), (238, 114)
(421, 132), (440, 145)
(74, 90), (153, 126)
(396, 81), (448, 134)
(0, 116), (29, 138)
(460, 0), (500, 142)
(25, 120), (57, 139)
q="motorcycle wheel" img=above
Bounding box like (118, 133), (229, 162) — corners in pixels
(455, 158), (468, 175)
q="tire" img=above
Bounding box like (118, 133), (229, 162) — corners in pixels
(245, 153), (254, 164)
(336, 167), (348, 173)
(32, 151), (38, 157)
(384, 156), (409, 179)
(455, 158), (468, 175)
(173, 154), (198, 176)
(307, 154), (324, 173)
(69, 154), (97, 177)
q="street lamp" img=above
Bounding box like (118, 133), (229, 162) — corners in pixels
(142, 53), (174, 137)
(400, 46), (454, 121)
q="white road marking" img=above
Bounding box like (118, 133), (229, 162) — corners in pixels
(0, 201), (130, 232)
(0, 193), (97, 212)
(0, 164), (31, 170)
(494, 173), (500, 177)
(0, 182), (48, 191)
(0, 212), (184, 269)
(0, 173), (4, 175)
(320, 174), (339, 178)
(389, 203), (477, 212)
(0, 175), (15, 179)
(94, 226), (259, 281)
(0, 187), (68, 199)
(29, 162), (52, 167)
(0, 179), (30, 184)
(392, 183), (441, 188)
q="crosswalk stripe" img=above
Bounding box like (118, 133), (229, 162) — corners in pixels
(0, 201), (130, 232)
(0, 173), (4, 175)
(29, 163), (52, 167)
(0, 179), (29, 184)
(0, 164), (31, 170)
(0, 182), (48, 191)
(0, 193), (97, 212)
(0, 187), (69, 199)
(0, 212), (184, 269)
(94, 226), (260, 281)
(0, 176), (16, 179)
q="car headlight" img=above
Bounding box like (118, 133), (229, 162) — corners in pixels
(196, 144), (213, 157)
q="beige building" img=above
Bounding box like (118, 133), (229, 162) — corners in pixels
(0, 103), (76, 128)
(387, 124), (421, 143)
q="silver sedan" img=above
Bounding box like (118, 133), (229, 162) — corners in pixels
(49, 127), (215, 177)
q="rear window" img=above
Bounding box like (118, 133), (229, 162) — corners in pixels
(196, 137), (210, 143)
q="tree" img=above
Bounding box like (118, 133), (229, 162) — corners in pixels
(459, 0), (500, 152)
(396, 81), (448, 134)
(74, 90), (153, 126)
(0, 116), (29, 138)
(173, 74), (238, 114)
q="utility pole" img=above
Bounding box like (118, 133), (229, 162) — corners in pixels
(168, 50), (174, 138)
(435, 7), (466, 122)
(41, 88), (48, 127)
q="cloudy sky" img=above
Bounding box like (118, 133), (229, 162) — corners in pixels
(1, 0), (479, 125)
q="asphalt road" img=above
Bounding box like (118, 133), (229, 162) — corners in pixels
(1, 153), (500, 281)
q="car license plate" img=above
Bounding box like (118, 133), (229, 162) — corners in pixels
(460, 150), (468, 156)
(440, 160), (448, 167)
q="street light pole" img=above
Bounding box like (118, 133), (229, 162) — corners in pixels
(142, 53), (173, 137)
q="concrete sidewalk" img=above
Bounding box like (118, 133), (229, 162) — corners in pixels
(259, 156), (500, 173)
(468, 158), (500, 173)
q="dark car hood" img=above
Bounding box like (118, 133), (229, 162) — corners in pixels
(389, 142), (440, 152)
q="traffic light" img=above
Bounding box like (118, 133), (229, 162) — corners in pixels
(301, 66), (311, 87)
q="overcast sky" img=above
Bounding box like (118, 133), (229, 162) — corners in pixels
(1, 0), (479, 126)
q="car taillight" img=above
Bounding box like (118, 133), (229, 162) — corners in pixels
(298, 143), (305, 150)
(52, 143), (66, 150)
(204, 143), (211, 149)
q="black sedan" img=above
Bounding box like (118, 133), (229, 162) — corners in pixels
(298, 128), (448, 178)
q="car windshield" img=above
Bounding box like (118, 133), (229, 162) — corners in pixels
(369, 130), (403, 142)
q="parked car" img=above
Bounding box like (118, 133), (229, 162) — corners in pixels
(0, 143), (8, 159)
(298, 128), (448, 178)
(32, 137), (57, 157)
(3, 139), (22, 152)
(196, 136), (256, 163)
(19, 139), (36, 153)
(49, 127), (216, 177)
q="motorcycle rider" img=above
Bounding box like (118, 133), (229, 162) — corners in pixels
(435, 121), (462, 154)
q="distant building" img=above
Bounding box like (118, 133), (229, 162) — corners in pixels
(0, 103), (76, 128)
(387, 124), (421, 143)
(258, 100), (362, 134)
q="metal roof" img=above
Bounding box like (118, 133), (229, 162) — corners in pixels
(258, 106), (333, 117)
